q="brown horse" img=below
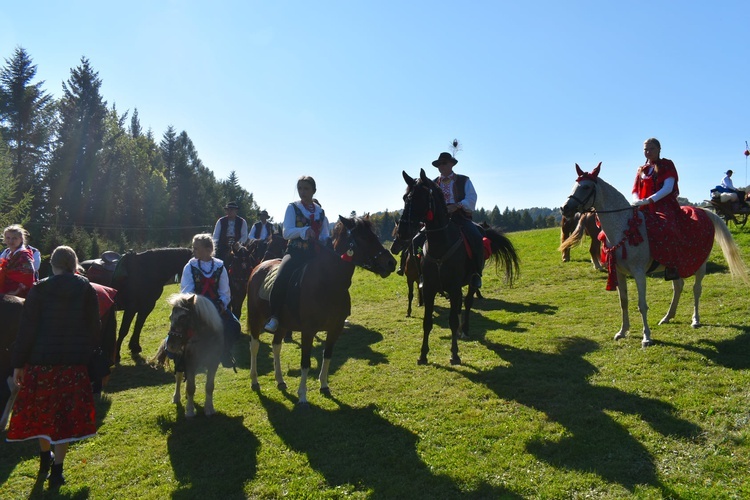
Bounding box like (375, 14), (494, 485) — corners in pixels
(154, 293), (224, 417)
(560, 211), (603, 270)
(246, 216), (396, 404)
(390, 224), (423, 317)
(225, 243), (257, 321)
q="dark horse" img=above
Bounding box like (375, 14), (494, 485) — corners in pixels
(560, 211), (603, 270)
(112, 248), (192, 362)
(390, 224), (423, 317)
(154, 293), (224, 417)
(398, 170), (520, 365)
(246, 216), (396, 404)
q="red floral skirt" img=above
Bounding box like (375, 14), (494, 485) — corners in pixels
(6, 365), (96, 444)
(644, 206), (715, 278)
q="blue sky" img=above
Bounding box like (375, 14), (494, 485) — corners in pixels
(2, 1), (749, 222)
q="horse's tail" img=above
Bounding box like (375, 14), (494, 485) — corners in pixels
(484, 228), (520, 285)
(558, 216), (587, 254)
(703, 209), (749, 283)
(151, 339), (170, 369)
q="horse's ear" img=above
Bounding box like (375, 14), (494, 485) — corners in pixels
(402, 171), (415, 187)
(419, 168), (430, 183)
(592, 162), (601, 178)
(189, 294), (197, 308)
(575, 163), (584, 177)
(338, 215), (356, 230)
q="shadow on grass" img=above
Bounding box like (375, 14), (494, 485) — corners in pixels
(157, 412), (259, 499)
(102, 358), (176, 394)
(659, 327), (750, 370)
(440, 336), (699, 495)
(246, 323), (389, 389)
(257, 392), (522, 499)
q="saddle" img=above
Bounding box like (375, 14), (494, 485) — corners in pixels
(85, 251), (122, 287)
(260, 264), (307, 320)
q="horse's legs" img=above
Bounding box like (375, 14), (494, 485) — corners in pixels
(406, 278), (414, 317)
(173, 371), (183, 405)
(297, 330), (315, 404)
(129, 305), (156, 354)
(204, 367), (217, 416)
(318, 329), (342, 397)
(448, 289), (462, 365)
(249, 336), (261, 390)
(614, 271), (631, 341)
(460, 288), (474, 340)
(691, 263), (707, 328)
(633, 273), (653, 347)
(271, 339), (286, 390)
(659, 278), (684, 325)
(419, 290), (437, 365)
(115, 309), (136, 363)
(590, 241), (603, 271)
(185, 371), (197, 418)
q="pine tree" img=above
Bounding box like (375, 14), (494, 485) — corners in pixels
(0, 47), (55, 208)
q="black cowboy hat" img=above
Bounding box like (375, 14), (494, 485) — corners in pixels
(259, 210), (269, 217)
(431, 152), (458, 167)
(726, 170), (733, 175)
(224, 202), (239, 210)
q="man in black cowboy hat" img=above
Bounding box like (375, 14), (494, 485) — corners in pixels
(249, 209), (274, 241)
(430, 151), (485, 288)
(212, 201), (249, 263)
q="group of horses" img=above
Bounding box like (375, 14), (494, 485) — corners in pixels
(3, 164), (747, 421)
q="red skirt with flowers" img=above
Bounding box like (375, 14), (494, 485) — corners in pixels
(6, 365), (96, 444)
(643, 205), (715, 278)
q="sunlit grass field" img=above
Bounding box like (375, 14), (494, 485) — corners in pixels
(1, 226), (749, 499)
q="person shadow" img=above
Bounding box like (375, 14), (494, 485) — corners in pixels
(438, 336), (699, 495)
(157, 412), (259, 499)
(256, 391), (522, 499)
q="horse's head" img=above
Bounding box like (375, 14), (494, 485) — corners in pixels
(263, 233), (287, 261)
(397, 169), (447, 242)
(164, 294), (197, 356)
(227, 244), (256, 284)
(561, 162), (601, 218)
(332, 216), (397, 277)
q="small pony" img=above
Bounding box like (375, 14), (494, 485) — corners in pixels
(154, 293), (224, 417)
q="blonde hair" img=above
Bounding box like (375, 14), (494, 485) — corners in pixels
(50, 246), (78, 274)
(2, 224), (28, 245)
(192, 233), (215, 256)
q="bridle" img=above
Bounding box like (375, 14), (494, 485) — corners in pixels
(339, 220), (389, 273)
(565, 178), (634, 215)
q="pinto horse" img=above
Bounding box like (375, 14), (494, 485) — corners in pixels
(398, 170), (520, 365)
(560, 163), (748, 347)
(112, 248), (192, 362)
(154, 293), (224, 417)
(560, 211), (603, 270)
(246, 216), (396, 404)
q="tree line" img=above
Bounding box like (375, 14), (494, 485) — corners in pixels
(1, 47), (565, 260)
(0, 47), (259, 258)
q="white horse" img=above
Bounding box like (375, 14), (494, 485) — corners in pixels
(560, 163), (748, 347)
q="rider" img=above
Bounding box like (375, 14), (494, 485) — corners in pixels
(0, 224), (36, 297)
(630, 137), (683, 280)
(715, 169), (748, 208)
(212, 201), (249, 263)
(180, 233), (242, 368)
(264, 176), (330, 333)
(249, 210), (274, 242)
(430, 152), (485, 288)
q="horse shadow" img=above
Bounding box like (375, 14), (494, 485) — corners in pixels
(658, 327), (750, 370)
(438, 336), (699, 494)
(157, 412), (259, 499)
(257, 391), (521, 499)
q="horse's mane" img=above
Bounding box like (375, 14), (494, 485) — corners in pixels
(330, 216), (372, 248)
(167, 293), (223, 338)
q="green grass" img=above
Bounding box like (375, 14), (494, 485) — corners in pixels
(2, 226), (750, 499)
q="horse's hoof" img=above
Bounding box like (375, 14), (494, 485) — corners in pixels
(129, 345), (142, 354)
(277, 382), (287, 391)
(296, 401), (310, 408)
(450, 356), (461, 366)
(614, 333), (626, 341)
(251, 382), (260, 391)
(320, 387), (331, 397)
(417, 357), (428, 365)
(185, 411), (196, 418)
(205, 409), (215, 416)
(283, 334), (293, 343)
(641, 340), (653, 348)
(691, 321), (701, 329)
(459, 332), (469, 340)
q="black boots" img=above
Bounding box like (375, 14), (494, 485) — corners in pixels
(48, 463), (65, 488)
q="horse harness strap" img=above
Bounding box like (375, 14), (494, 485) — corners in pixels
(422, 236), (463, 269)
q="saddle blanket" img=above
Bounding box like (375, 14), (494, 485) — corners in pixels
(644, 206), (714, 278)
(259, 265), (280, 301)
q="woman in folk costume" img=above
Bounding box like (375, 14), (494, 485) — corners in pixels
(7, 246), (101, 490)
(0, 224), (36, 297)
(180, 234), (242, 368)
(630, 137), (713, 280)
(264, 176), (330, 333)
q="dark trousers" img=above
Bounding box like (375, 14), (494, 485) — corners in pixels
(268, 249), (311, 317)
